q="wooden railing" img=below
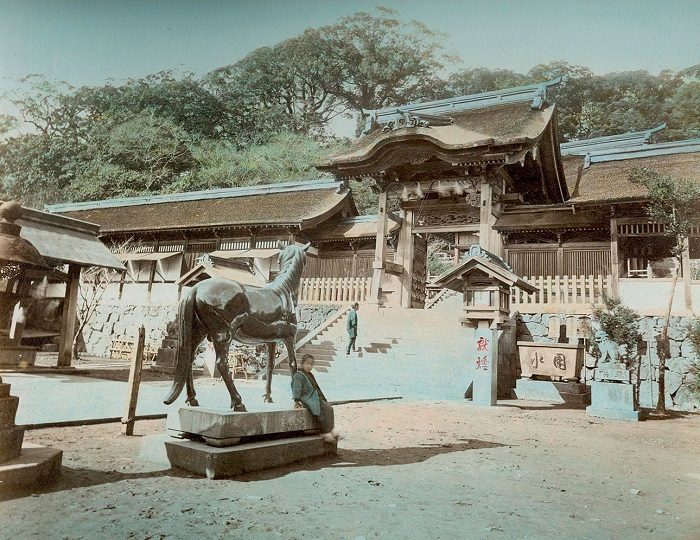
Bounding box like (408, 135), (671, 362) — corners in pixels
(298, 277), (371, 304)
(512, 275), (613, 313)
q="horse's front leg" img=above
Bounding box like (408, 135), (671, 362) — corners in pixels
(214, 339), (246, 412)
(263, 341), (276, 403)
(185, 365), (199, 406)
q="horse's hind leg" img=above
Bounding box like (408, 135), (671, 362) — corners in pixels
(263, 342), (276, 403)
(186, 326), (207, 407)
(285, 336), (298, 375)
(214, 338), (246, 412)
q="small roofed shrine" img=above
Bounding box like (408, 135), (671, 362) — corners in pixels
(317, 79), (567, 308)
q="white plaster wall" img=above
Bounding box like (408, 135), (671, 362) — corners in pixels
(619, 279), (688, 315)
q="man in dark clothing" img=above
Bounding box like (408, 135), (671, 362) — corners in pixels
(346, 302), (359, 355)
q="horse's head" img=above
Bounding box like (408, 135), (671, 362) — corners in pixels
(277, 241), (311, 268)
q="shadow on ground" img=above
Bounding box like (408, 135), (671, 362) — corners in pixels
(236, 439), (506, 481)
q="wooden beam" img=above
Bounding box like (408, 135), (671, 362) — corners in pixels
(122, 326), (145, 436)
(610, 217), (620, 298)
(57, 264), (81, 367)
(413, 225), (480, 234)
(369, 189), (389, 304)
(682, 237), (693, 311)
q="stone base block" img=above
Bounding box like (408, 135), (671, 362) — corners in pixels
(587, 381), (640, 421)
(0, 443), (62, 487)
(0, 426), (25, 464)
(0, 383), (11, 399)
(165, 435), (337, 479)
(586, 406), (641, 422)
(0, 396), (20, 429)
(167, 407), (319, 447)
(513, 379), (591, 404)
(0, 347), (36, 367)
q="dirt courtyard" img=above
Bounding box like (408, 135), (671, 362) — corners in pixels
(1, 399), (699, 540)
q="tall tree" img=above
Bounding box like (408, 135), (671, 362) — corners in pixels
(629, 167), (700, 413)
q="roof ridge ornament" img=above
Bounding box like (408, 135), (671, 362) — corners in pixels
(380, 110), (454, 133)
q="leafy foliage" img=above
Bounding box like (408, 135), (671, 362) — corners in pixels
(685, 318), (700, 398)
(591, 294), (640, 365)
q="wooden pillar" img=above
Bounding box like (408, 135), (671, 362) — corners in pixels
(369, 188), (389, 304)
(682, 237), (693, 311)
(479, 179), (493, 252)
(396, 208), (415, 308)
(122, 326), (145, 436)
(57, 264), (81, 367)
(610, 217), (620, 298)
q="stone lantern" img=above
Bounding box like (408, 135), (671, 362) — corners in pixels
(431, 245), (537, 406)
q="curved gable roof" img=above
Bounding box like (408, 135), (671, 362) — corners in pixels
(48, 180), (355, 234)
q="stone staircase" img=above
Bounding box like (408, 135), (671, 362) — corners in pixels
(275, 301), (471, 400)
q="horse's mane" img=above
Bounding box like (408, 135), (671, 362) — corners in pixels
(267, 245), (306, 304)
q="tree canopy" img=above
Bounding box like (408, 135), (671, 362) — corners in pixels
(1, 9), (699, 213)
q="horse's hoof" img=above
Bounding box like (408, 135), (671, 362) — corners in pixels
(263, 396), (274, 404)
(186, 399), (199, 407)
(233, 403), (247, 412)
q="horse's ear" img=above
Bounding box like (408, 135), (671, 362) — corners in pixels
(276, 241), (285, 250)
(301, 242), (311, 252)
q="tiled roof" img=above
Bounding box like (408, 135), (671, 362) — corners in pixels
(565, 139), (700, 205)
(48, 180), (354, 234)
(318, 101), (556, 173)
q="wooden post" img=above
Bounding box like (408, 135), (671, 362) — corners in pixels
(369, 187), (389, 304)
(610, 217), (620, 298)
(123, 326), (146, 436)
(57, 264), (81, 367)
(395, 208), (415, 308)
(479, 179), (493, 252)
(682, 237), (693, 312)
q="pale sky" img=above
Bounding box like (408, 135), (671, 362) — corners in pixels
(1, 0), (699, 99)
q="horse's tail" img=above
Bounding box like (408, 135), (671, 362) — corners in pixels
(163, 286), (196, 405)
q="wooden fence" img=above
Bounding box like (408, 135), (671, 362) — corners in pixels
(298, 277), (372, 304)
(511, 275), (613, 313)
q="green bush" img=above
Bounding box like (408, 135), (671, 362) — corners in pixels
(591, 294), (640, 366)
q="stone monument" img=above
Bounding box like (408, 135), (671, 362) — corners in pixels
(586, 331), (641, 421)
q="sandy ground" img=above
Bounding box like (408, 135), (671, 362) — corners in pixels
(1, 399), (700, 540)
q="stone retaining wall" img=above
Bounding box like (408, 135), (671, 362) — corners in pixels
(83, 303), (341, 358)
(517, 313), (700, 411)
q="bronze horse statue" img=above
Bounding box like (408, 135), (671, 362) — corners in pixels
(164, 242), (310, 411)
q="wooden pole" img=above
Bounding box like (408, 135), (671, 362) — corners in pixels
(57, 264), (81, 367)
(610, 217), (619, 298)
(369, 187), (389, 304)
(122, 325), (146, 435)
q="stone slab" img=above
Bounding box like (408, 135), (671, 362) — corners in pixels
(586, 406), (641, 422)
(589, 381), (636, 411)
(513, 379), (591, 404)
(0, 443), (62, 487)
(0, 396), (20, 429)
(167, 407), (319, 445)
(517, 341), (583, 380)
(0, 426), (25, 464)
(165, 434), (337, 479)
(595, 367), (631, 382)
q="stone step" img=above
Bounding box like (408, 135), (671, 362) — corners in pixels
(512, 379), (591, 405)
(0, 443), (62, 487)
(165, 434), (337, 479)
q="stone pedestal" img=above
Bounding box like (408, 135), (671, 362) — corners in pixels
(587, 380), (641, 421)
(0, 345), (37, 367)
(151, 337), (177, 374)
(513, 379), (591, 405)
(165, 407), (337, 478)
(472, 327), (498, 406)
(0, 379), (62, 487)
